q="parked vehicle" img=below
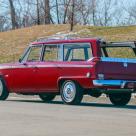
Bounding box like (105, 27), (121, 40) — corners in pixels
(0, 37), (136, 106)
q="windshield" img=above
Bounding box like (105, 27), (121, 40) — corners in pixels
(19, 45), (43, 63)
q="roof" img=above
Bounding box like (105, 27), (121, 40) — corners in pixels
(31, 38), (98, 45)
(30, 34), (136, 49)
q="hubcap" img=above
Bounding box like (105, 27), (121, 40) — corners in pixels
(0, 80), (3, 96)
(62, 81), (76, 102)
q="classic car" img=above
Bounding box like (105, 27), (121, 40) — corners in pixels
(0, 37), (136, 106)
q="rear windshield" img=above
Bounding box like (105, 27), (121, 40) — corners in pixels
(101, 47), (136, 59)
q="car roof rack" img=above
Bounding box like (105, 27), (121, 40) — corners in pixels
(35, 33), (80, 42)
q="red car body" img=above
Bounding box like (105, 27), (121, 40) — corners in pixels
(0, 39), (98, 93)
(0, 37), (136, 105)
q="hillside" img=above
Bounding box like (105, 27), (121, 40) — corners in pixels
(0, 24), (136, 63)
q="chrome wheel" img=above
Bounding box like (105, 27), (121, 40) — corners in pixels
(0, 80), (3, 96)
(61, 80), (83, 105)
(62, 81), (76, 103)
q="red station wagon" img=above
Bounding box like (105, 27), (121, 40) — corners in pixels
(0, 36), (136, 106)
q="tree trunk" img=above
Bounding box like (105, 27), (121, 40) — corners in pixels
(44, 0), (50, 24)
(9, 0), (18, 29)
(56, 0), (60, 24)
(63, 0), (71, 24)
(92, 0), (96, 26)
(70, 0), (75, 31)
(36, 0), (40, 25)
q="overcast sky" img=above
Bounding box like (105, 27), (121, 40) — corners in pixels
(1, 0), (136, 13)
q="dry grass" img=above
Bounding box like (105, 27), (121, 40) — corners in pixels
(0, 24), (136, 63)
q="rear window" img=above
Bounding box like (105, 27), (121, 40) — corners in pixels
(64, 44), (92, 61)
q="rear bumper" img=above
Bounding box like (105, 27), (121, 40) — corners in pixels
(93, 80), (136, 89)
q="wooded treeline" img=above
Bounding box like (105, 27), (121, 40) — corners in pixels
(0, 0), (136, 31)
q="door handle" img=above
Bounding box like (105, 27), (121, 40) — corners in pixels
(33, 66), (38, 72)
(33, 66), (38, 69)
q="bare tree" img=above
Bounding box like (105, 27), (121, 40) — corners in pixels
(0, 16), (7, 32)
(70, 0), (75, 31)
(56, 0), (60, 24)
(36, 0), (40, 25)
(44, 0), (50, 24)
(94, 0), (117, 26)
(76, 0), (93, 25)
(103, 0), (111, 26)
(124, 2), (136, 25)
(0, 0), (134, 31)
(92, 0), (96, 25)
(63, 0), (71, 24)
(8, 0), (18, 29)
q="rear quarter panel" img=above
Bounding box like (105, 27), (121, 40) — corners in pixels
(56, 61), (96, 89)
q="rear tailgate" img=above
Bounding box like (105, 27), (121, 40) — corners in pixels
(96, 57), (136, 80)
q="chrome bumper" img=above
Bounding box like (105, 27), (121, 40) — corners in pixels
(93, 80), (136, 89)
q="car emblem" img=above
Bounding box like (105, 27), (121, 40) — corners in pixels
(123, 62), (128, 67)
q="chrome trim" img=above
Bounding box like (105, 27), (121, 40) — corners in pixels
(101, 57), (136, 63)
(101, 41), (136, 48)
(0, 64), (92, 70)
(93, 80), (123, 86)
(0, 66), (13, 69)
(87, 58), (94, 62)
(93, 80), (136, 88)
(121, 81), (127, 89)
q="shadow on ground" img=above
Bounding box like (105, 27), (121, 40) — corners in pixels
(7, 99), (136, 110)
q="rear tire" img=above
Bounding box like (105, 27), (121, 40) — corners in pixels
(0, 78), (9, 100)
(60, 80), (83, 105)
(39, 94), (56, 102)
(109, 93), (131, 106)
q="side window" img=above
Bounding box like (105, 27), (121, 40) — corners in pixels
(27, 46), (42, 62)
(64, 44), (92, 61)
(105, 47), (136, 58)
(43, 45), (60, 61)
(70, 48), (85, 61)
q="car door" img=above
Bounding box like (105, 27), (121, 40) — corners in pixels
(11, 45), (43, 93)
(33, 44), (61, 92)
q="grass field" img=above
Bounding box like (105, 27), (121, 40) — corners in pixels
(0, 24), (136, 63)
